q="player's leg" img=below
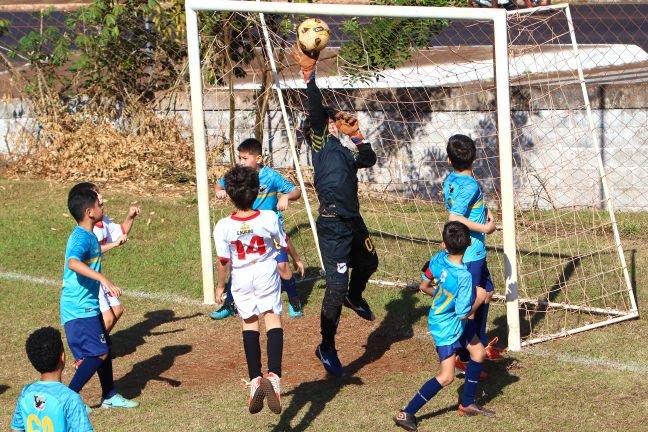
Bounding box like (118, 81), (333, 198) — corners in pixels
(345, 216), (379, 321)
(98, 284), (117, 332)
(276, 248), (303, 318)
(232, 269), (265, 413)
(478, 261), (506, 360)
(455, 318), (488, 380)
(459, 334), (495, 417)
(394, 348), (456, 431)
(315, 216), (351, 376)
(254, 260), (283, 413)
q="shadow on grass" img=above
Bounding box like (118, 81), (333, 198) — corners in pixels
(294, 267), (323, 307)
(0, 384), (9, 396)
(273, 289), (428, 431)
(415, 357), (520, 423)
(114, 344), (192, 399)
(111, 309), (201, 359)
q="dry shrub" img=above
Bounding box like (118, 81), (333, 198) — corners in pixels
(6, 105), (228, 187)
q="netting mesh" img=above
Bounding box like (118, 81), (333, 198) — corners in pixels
(196, 7), (636, 344)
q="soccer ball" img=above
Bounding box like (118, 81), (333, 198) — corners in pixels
(297, 18), (330, 54)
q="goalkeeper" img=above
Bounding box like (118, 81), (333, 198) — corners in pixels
(292, 44), (379, 377)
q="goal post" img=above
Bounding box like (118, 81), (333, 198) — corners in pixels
(184, 0), (638, 350)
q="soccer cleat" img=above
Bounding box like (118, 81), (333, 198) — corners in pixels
(246, 376), (265, 414)
(101, 393), (139, 409)
(261, 372), (282, 414)
(209, 302), (236, 320)
(458, 403), (496, 417)
(393, 411), (418, 431)
(485, 337), (507, 361)
(315, 344), (344, 377)
(288, 296), (304, 318)
(455, 357), (488, 380)
(343, 295), (375, 321)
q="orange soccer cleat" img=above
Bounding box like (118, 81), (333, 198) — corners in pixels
(485, 337), (507, 361)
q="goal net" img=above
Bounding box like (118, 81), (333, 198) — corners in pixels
(186, 1), (638, 347)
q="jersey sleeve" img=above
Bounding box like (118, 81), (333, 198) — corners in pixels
(449, 181), (479, 216)
(65, 393), (94, 432)
(455, 271), (473, 319)
(217, 177), (226, 188)
(273, 171), (296, 194)
(421, 259), (433, 281)
(10, 391), (25, 430)
(67, 236), (88, 262)
(306, 78), (329, 152)
(105, 217), (124, 242)
(213, 221), (231, 261)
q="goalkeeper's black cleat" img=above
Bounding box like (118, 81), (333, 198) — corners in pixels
(343, 295), (375, 321)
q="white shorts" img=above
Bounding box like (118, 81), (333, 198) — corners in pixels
(231, 259), (282, 320)
(98, 284), (122, 313)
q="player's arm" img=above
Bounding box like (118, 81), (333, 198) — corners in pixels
(121, 205), (141, 235)
(215, 258), (230, 305)
(285, 236), (305, 277)
(456, 272), (476, 320)
(213, 221), (232, 304)
(335, 112), (376, 169)
(276, 174), (301, 211)
(418, 260), (435, 296)
(100, 239), (126, 254)
(215, 177), (227, 199)
(291, 45), (328, 151)
(68, 258), (121, 297)
(448, 209), (496, 234)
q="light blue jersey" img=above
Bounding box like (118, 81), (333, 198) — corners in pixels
(60, 226), (101, 325)
(218, 165), (296, 225)
(11, 381), (93, 432)
(443, 172), (487, 263)
(422, 251), (473, 347)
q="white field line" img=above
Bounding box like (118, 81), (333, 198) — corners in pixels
(4, 270), (647, 373)
(0, 270), (205, 306)
(411, 327), (648, 373)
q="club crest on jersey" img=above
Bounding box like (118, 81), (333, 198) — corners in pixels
(337, 262), (347, 274)
(449, 184), (455, 194)
(237, 223), (253, 236)
(34, 395), (46, 411)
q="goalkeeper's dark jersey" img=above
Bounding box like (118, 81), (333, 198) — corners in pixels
(306, 77), (376, 218)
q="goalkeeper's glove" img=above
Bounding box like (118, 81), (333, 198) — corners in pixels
(291, 44), (319, 82)
(335, 112), (364, 145)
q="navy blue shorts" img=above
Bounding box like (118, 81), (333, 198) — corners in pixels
(275, 247), (289, 264)
(64, 315), (110, 361)
(466, 258), (494, 293)
(461, 318), (478, 344)
(436, 339), (466, 361)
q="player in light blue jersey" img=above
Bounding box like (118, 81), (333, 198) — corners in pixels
(62, 185), (138, 409)
(444, 134), (506, 366)
(393, 222), (494, 431)
(212, 138), (305, 320)
(12, 327), (93, 432)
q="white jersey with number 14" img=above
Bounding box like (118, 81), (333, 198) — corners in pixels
(213, 210), (287, 269)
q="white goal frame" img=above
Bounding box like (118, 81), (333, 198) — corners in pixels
(184, 0), (637, 351)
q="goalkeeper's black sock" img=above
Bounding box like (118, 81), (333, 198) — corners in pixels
(266, 328), (283, 377)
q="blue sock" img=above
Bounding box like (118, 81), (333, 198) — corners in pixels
(461, 360), (483, 407)
(69, 356), (104, 393)
(225, 278), (234, 304)
(97, 356), (117, 399)
(474, 303), (490, 346)
(403, 378), (443, 415)
(281, 276), (298, 298)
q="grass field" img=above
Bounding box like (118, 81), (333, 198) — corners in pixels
(1, 177), (647, 431)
